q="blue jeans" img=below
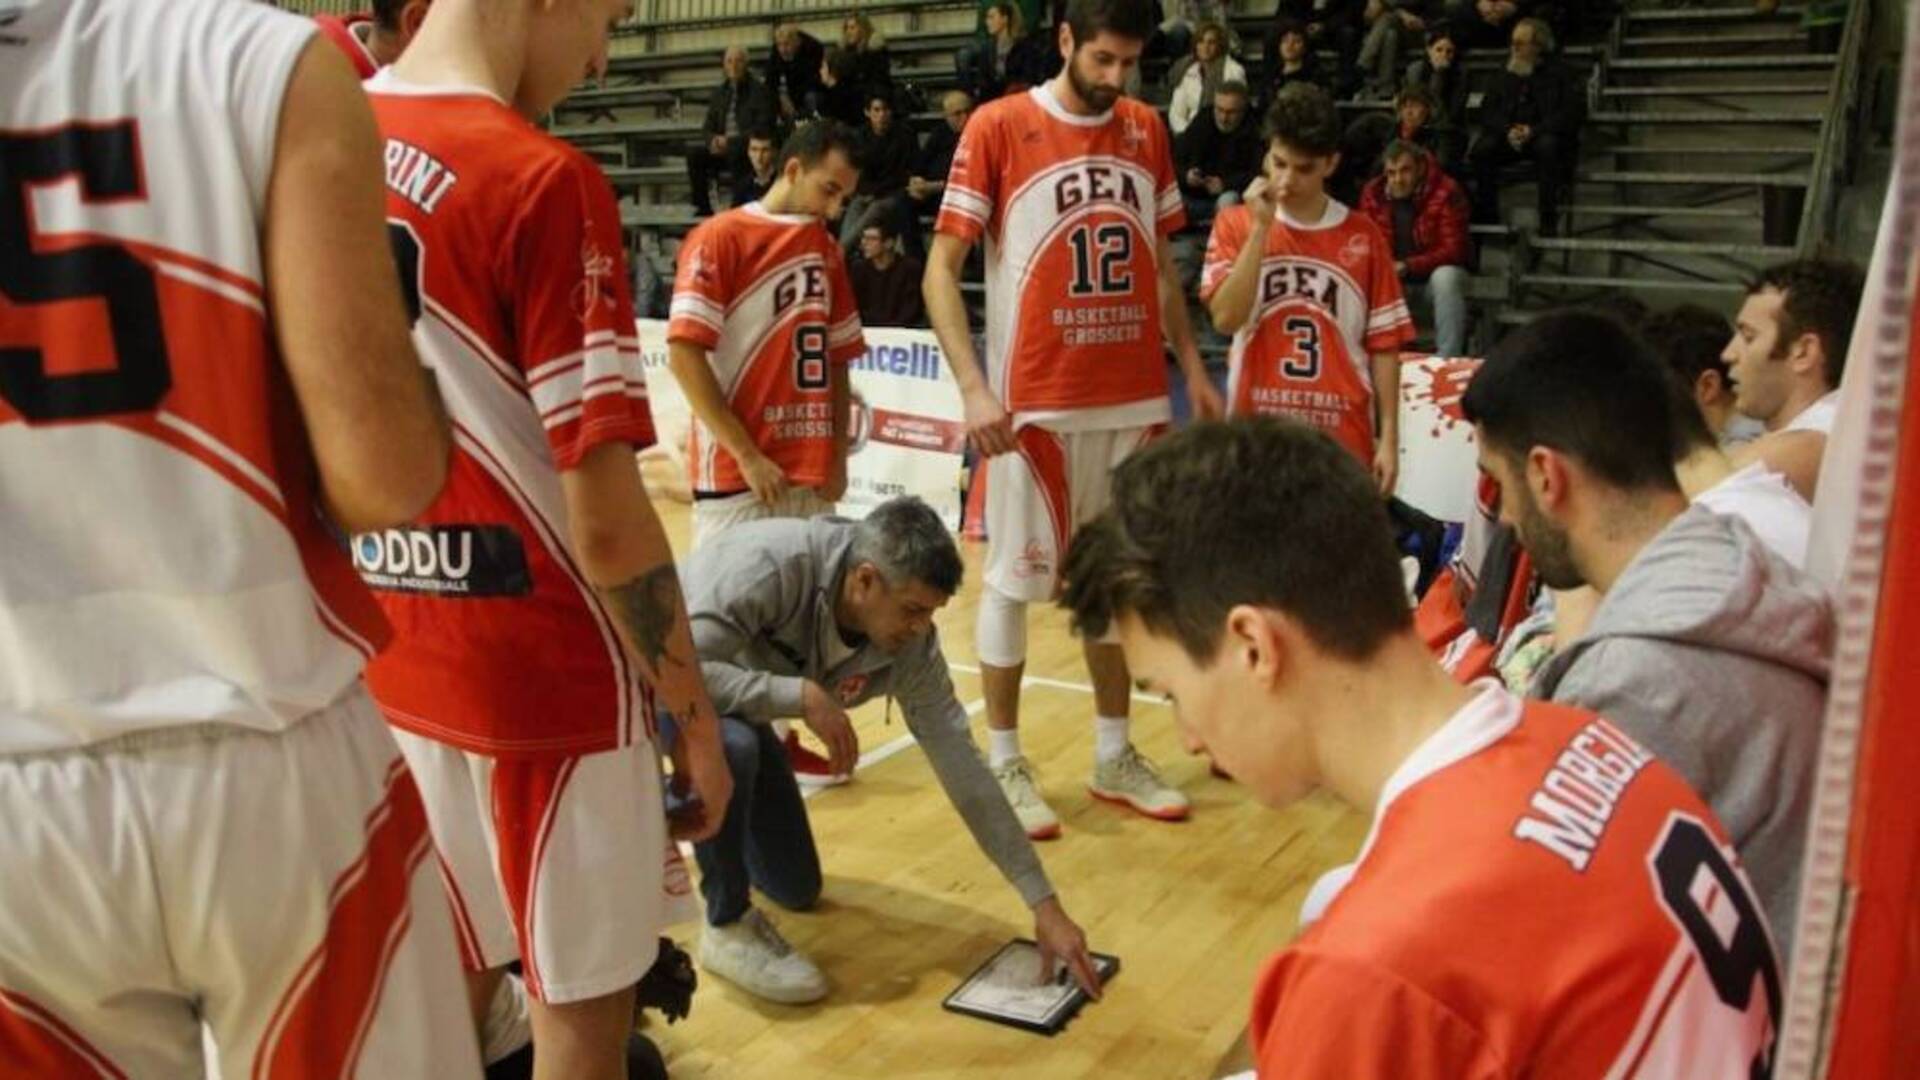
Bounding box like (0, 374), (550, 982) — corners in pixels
(660, 715), (822, 927)
(1405, 264), (1469, 357)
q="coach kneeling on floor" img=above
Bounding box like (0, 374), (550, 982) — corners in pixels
(664, 497), (1101, 1004)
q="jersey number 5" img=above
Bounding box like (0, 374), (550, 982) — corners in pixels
(0, 123), (171, 422)
(1067, 223), (1133, 297)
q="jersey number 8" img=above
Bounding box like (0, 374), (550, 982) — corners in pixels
(794, 324), (830, 390)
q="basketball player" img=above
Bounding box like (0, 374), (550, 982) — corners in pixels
(667, 120), (865, 550)
(923, 0), (1224, 840)
(0, 0), (480, 1075)
(1062, 419), (1781, 1076)
(1204, 82), (1413, 491)
(315, 0), (432, 79)
(356, 3), (732, 1079)
(1725, 256), (1866, 500)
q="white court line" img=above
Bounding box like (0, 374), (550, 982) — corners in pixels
(945, 660), (1168, 707)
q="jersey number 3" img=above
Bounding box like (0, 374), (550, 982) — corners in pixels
(1281, 316), (1321, 380)
(1, 123), (171, 422)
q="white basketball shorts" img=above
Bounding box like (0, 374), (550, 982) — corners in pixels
(0, 691), (480, 1079)
(392, 730), (697, 1005)
(984, 423), (1164, 602)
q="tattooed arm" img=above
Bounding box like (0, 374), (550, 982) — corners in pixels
(561, 441), (733, 841)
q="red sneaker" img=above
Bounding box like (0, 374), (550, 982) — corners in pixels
(785, 729), (851, 786)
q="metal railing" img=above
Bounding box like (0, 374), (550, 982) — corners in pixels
(273, 1), (360, 15)
(1798, 0), (1872, 253)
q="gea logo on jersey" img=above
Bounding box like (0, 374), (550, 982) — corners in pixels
(1053, 164), (1147, 215)
(352, 526), (532, 598)
(1260, 262), (1344, 314)
(773, 263), (828, 315)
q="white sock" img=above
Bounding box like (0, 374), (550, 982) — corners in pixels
(1094, 715), (1130, 764)
(481, 973), (533, 1066)
(988, 727), (1023, 767)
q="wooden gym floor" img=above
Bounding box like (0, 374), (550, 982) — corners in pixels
(645, 497), (1366, 1078)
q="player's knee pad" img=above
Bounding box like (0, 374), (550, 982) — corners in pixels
(975, 584), (1028, 668)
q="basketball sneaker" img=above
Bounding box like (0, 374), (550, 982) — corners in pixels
(991, 756), (1061, 840)
(699, 907), (828, 1005)
(785, 728), (850, 787)
(1089, 745), (1191, 821)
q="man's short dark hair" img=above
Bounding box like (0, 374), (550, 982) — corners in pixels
(1064, 0), (1157, 47)
(1749, 256), (1867, 388)
(779, 119), (860, 172)
(1060, 419), (1412, 663)
(371, 0), (408, 31)
(863, 216), (897, 241)
(746, 127), (779, 147)
(1461, 309), (1684, 493)
(1395, 83), (1437, 113)
(824, 46), (859, 83)
(850, 497), (963, 595)
(1265, 82), (1340, 157)
(1642, 304), (1735, 454)
(865, 90), (893, 111)
(1425, 24), (1458, 49)
(1271, 17), (1307, 43)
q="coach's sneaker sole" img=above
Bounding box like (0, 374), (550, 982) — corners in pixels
(699, 908), (829, 1005)
(1089, 744), (1191, 822)
(991, 755), (1063, 840)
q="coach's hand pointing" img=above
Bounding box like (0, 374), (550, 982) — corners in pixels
(1033, 897), (1101, 999)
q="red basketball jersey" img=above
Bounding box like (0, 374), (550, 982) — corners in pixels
(1201, 201), (1413, 463)
(937, 86), (1185, 428)
(1252, 685), (1780, 1078)
(667, 203), (864, 495)
(359, 74), (657, 757)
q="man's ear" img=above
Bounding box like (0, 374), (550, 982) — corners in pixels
(1787, 330), (1825, 382)
(1224, 604), (1288, 689)
(1057, 21), (1074, 62)
(1528, 445), (1573, 515)
(1695, 368), (1725, 406)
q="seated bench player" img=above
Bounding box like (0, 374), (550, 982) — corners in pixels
(670, 498), (1101, 1005)
(1061, 418), (1780, 1077)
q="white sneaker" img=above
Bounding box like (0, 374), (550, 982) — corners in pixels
(992, 755), (1062, 840)
(698, 908), (828, 1004)
(1089, 744), (1191, 822)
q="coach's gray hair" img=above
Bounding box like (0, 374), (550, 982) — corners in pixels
(848, 497), (964, 594)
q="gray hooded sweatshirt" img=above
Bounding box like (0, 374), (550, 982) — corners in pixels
(681, 516), (1052, 908)
(1530, 504), (1830, 960)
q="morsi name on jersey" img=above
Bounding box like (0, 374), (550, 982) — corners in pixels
(1512, 716), (1659, 871)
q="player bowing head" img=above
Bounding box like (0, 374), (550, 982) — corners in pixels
(772, 119), (862, 224)
(1056, 0), (1155, 112)
(1059, 417), (1781, 1078)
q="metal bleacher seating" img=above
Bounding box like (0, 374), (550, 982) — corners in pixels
(550, 0), (1871, 349)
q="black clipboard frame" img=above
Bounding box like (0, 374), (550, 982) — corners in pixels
(940, 938), (1120, 1036)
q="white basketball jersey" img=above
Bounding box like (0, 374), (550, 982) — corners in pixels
(0, 0), (389, 753)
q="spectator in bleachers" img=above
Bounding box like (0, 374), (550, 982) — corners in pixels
(1645, 305), (1812, 567)
(1359, 140), (1470, 356)
(1467, 16), (1578, 234)
(1464, 309), (1828, 957)
(904, 91), (975, 256)
(1332, 82), (1448, 200)
(1158, 0), (1238, 61)
(689, 45), (777, 218)
(1653, 303), (1767, 449)
(1260, 18), (1331, 107)
(1445, 0), (1555, 50)
(849, 219), (928, 328)
(815, 47), (867, 128)
(841, 14), (895, 101)
(1271, 0), (1363, 98)
(730, 129), (782, 207)
(1357, 0), (1437, 100)
(1724, 256), (1867, 500)
(767, 22), (825, 126)
(1404, 24), (1469, 170)
(960, 3), (1051, 102)
(840, 91), (919, 249)
(1174, 80), (1261, 226)
(1168, 21), (1247, 134)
